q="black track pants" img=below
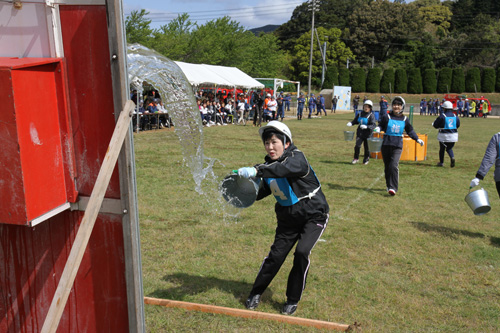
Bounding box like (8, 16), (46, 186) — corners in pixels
(250, 215), (328, 303)
(382, 145), (402, 192)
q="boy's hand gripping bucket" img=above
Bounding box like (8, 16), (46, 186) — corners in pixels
(220, 174), (260, 208)
(464, 188), (491, 215)
(344, 131), (354, 141)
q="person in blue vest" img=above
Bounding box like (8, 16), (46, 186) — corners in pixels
(378, 96), (424, 196)
(296, 93), (305, 120)
(347, 100), (377, 164)
(470, 132), (500, 198)
(237, 121), (329, 316)
(308, 93), (316, 119)
(379, 95), (389, 115)
(433, 101), (460, 167)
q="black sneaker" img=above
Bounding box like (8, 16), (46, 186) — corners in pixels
(436, 162), (443, 167)
(281, 301), (298, 315)
(450, 159), (455, 168)
(245, 294), (261, 310)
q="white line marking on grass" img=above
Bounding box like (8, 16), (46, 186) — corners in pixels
(335, 171), (385, 220)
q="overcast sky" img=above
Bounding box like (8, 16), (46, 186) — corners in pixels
(123, 0), (308, 30)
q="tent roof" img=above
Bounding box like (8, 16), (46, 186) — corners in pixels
(175, 61), (264, 89)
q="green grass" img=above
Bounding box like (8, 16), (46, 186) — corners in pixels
(134, 113), (500, 332)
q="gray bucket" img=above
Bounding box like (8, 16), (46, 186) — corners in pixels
(220, 174), (259, 208)
(344, 131), (354, 141)
(464, 188), (491, 215)
(368, 138), (383, 153)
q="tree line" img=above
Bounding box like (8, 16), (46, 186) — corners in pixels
(125, 0), (500, 93)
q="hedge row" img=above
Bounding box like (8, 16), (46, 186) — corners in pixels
(328, 66), (499, 94)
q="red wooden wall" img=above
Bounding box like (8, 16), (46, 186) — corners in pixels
(0, 5), (130, 332)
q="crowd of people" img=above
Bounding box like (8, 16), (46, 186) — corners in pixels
(418, 97), (490, 118)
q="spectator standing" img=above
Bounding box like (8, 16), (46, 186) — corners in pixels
(267, 96), (278, 120)
(470, 99), (477, 117)
(456, 97), (464, 117)
(433, 101), (460, 167)
(470, 132), (500, 199)
(463, 99), (470, 118)
(420, 98), (427, 115)
(236, 94), (247, 125)
(284, 94), (291, 111)
(251, 90), (264, 127)
(331, 95), (338, 113)
(317, 94), (327, 116)
(276, 95), (285, 121)
(308, 94), (316, 119)
(353, 95), (360, 114)
(379, 96), (388, 115)
(378, 96), (424, 196)
(482, 100), (489, 118)
(297, 94), (305, 120)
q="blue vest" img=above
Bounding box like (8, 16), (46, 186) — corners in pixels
(264, 168), (321, 206)
(444, 115), (457, 130)
(358, 116), (368, 125)
(386, 116), (406, 137)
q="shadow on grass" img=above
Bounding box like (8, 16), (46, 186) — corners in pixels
(149, 273), (281, 310)
(410, 222), (500, 247)
(326, 182), (386, 194)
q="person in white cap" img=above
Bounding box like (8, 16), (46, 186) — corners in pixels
(470, 132), (500, 198)
(378, 96), (424, 196)
(347, 100), (377, 164)
(236, 121), (329, 316)
(432, 100), (460, 167)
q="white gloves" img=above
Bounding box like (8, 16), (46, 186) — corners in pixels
(347, 122), (352, 127)
(238, 167), (257, 178)
(360, 124), (367, 130)
(470, 178), (480, 188)
(373, 127), (380, 133)
(417, 139), (424, 146)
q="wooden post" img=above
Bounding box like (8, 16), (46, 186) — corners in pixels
(41, 100), (135, 333)
(144, 297), (352, 331)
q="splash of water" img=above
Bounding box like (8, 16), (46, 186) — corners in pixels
(126, 44), (241, 219)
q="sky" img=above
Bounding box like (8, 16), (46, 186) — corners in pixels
(123, 0), (308, 30)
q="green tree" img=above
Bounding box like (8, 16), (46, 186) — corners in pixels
(380, 68), (395, 94)
(423, 68), (437, 94)
(149, 13), (195, 61)
(243, 33), (288, 78)
(366, 68), (381, 93)
(437, 67), (452, 93)
(408, 68), (423, 94)
(416, 1), (453, 37)
(324, 65), (339, 88)
(339, 67), (350, 86)
(347, 1), (423, 66)
(125, 9), (153, 45)
(465, 67), (481, 92)
(451, 68), (465, 93)
(481, 68), (496, 93)
(394, 68), (408, 93)
(290, 27), (354, 86)
(351, 67), (366, 93)
(496, 67), (500, 92)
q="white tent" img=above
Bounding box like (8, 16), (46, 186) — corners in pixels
(175, 61), (264, 89)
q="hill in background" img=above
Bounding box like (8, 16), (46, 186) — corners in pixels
(249, 24), (279, 35)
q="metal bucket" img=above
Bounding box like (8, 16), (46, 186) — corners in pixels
(368, 137), (383, 153)
(464, 188), (491, 215)
(220, 174), (260, 208)
(344, 131), (354, 141)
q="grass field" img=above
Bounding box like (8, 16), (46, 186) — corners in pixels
(134, 112), (500, 332)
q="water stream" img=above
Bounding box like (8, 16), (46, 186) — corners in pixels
(126, 44), (240, 220)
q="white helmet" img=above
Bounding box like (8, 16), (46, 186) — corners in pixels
(259, 120), (292, 143)
(392, 96), (405, 109)
(442, 101), (453, 109)
(363, 100), (373, 108)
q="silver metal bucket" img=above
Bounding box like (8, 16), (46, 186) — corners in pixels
(220, 174), (260, 208)
(368, 138), (383, 153)
(465, 188), (491, 215)
(344, 131), (354, 141)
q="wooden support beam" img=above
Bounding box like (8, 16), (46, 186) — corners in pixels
(144, 296), (352, 331)
(41, 100), (135, 333)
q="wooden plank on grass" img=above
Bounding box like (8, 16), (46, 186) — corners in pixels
(144, 296), (352, 331)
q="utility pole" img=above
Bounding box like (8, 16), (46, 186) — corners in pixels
(321, 36), (328, 88)
(307, 0), (318, 98)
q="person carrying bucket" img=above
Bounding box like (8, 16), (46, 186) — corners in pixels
(432, 101), (460, 168)
(378, 96), (424, 196)
(236, 121), (329, 316)
(347, 100), (377, 165)
(470, 132), (500, 198)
